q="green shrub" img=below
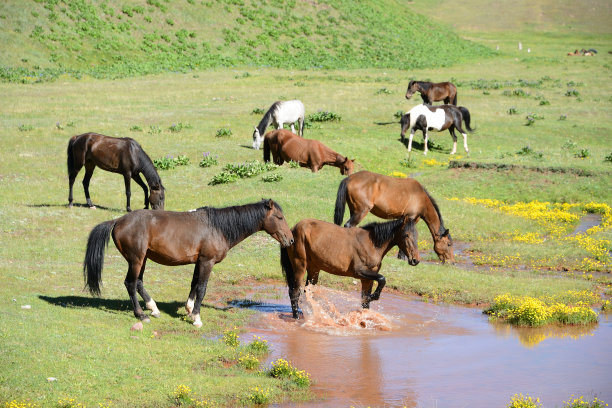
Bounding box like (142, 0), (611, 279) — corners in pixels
(507, 107), (519, 115)
(507, 393), (542, 408)
(168, 122), (192, 133)
(18, 124), (33, 131)
(262, 173), (283, 182)
(153, 155), (190, 170)
(307, 111), (342, 122)
(129, 125), (143, 132)
(215, 128), (233, 137)
(267, 358), (311, 387)
(222, 327), (239, 347)
(198, 152), (219, 168)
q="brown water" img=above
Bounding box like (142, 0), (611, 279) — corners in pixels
(242, 286), (612, 408)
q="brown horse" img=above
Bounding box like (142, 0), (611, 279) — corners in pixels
(263, 129), (354, 175)
(83, 199), (294, 327)
(280, 216), (419, 318)
(67, 132), (165, 212)
(334, 171), (454, 263)
(405, 80), (458, 105)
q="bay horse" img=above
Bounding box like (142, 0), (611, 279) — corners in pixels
(400, 104), (473, 155)
(334, 171), (454, 264)
(252, 100), (305, 150)
(263, 129), (354, 175)
(82, 199), (294, 327)
(67, 132), (165, 212)
(280, 217), (419, 319)
(405, 80), (457, 105)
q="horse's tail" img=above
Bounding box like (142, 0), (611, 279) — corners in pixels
(67, 136), (76, 176)
(299, 116), (305, 137)
(280, 246), (295, 290)
(333, 177), (348, 225)
(263, 137), (271, 162)
(83, 220), (115, 296)
(458, 106), (474, 132)
(452, 92), (457, 106)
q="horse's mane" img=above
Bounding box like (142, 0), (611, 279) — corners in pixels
(423, 188), (449, 237)
(417, 81), (432, 92)
(257, 101), (281, 135)
(197, 200), (282, 246)
(361, 218), (414, 248)
(133, 141), (164, 190)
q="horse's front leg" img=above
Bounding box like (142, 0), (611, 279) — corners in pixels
(423, 130), (429, 155)
(360, 279), (374, 309)
(407, 130), (415, 155)
(189, 258), (214, 328)
(123, 173), (132, 212)
(132, 173), (149, 209)
(462, 132), (469, 156)
(369, 274), (386, 301)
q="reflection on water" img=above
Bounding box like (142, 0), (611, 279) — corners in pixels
(239, 286), (612, 408)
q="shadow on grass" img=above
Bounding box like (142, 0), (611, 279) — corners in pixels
(38, 295), (184, 318)
(396, 138), (446, 152)
(28, 203), (124, 213)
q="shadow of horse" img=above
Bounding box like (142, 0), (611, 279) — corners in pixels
(28, 203), (124, 212)
(397, 138), (444, 152)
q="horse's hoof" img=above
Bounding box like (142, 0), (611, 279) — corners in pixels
(142, 317), (151, 323)
(89, 206), (96, 210)
(193, 321), (202, 328)
(151, 312), (161, 318)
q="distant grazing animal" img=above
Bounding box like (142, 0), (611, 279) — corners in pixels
(82, 200), (294, 327)
(405, 80), (458, 105)
(67, 132), (165, 212)
(400, 104), (473, 155)
(280, 217), (419, 318)
(263, 129), (354, 175)
(334, 170), (454, 264)
(252, 100), (305, 149)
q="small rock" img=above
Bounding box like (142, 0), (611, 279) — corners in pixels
(131, 321), (143, 331)
(352, 280), (358, 285)
(21, 305), (31, 309)
(47, 377), (57, 382)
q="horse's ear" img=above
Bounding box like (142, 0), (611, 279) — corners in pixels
(266, 199), (274, 209)
(441, 229), (450, 237)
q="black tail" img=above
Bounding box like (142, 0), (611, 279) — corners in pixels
(263, 137), (270, 162)
(83, 220), (115, 296)
(452, 93), (457, 106)
(280, 247), (295, 290)
(458, 106), (474, 132)
(333, 178), (348, 225)
(299, 118), (305, 137)
(67, 137), (76, 176)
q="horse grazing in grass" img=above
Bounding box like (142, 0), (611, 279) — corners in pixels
(67, 132), (165, 212)
(82, 199), (294, 327)
(280, 217), (419, 318)
(405, 80), (457, 105)
(400, 104), (473, 155)
(263, 129), (354, 175)
(252, 100), (305, 149)
(334, 171), (454, 264)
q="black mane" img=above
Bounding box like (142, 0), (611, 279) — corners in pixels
(423, 188), (448, 238)
(133, 141), (164, 190)
(257, 101), (281, 135)
(197, 200), (282, 246)
(417, 81), (432, 92)
(361, 218), (414, 248)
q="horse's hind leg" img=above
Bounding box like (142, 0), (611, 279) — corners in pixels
(454, 121), (470, 155)
(132, 173), (149, 209)
(290, 123), (296, 134)
(369, 274), (386, 301)
(359, 279), (374, 308)
(189, 257), (214, 328)
(136, 259), (160, 318)
(82, 164), (96, 208)
(68, 165), (82, 208)
(125, 259), (149, 322)
(448, 126), (458, 155)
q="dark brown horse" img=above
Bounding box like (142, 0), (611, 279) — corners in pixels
(405, 80), (457, 105)
(400, 104), (473, 155)
(334, 171), (454, 263)
(280, 217), (419, 318)
(263, 129), (354, 175)
(83, 199), (294, 326)
(68, 132), (165, 212)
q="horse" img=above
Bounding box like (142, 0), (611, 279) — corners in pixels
(67, 132), (165, 212)
(263, 129), (354, 175)
(405, 80), (458, 105)
(252, 100), (305, 150)
(280, 216), (419, 318)
(334, 171), (454, 264)
(400, 104), (473, 155)
(82, 199), (294, 327)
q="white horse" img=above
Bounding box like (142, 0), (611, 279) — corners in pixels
(252, 100), (305, 150)
(400, 104), (473, 155)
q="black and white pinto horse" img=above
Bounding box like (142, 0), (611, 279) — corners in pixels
(400, 104), (473, 155)
(252, 100), (305, 150)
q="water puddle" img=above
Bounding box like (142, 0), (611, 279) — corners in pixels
(572, 213), (603, 235)
(239, 286), (612, 408)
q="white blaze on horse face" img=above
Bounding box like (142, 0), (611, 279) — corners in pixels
(146, 299), (161, 318)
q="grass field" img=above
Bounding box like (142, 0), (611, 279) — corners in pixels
(1, 0), (612, 406)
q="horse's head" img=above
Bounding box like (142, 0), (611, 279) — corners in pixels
(252, 127), (262, 150)
(434, 228), (455, 264)
(340, 157), (355, 176)
(396, 216), (420, 266)
(262, 199), (294, 247)
(405, 80), (417, 99)
(149, 186), (165, 210)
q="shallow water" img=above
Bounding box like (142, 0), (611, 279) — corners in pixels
(242, 286), (612, 408)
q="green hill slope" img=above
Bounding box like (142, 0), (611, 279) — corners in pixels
(0, 0), (492, 82)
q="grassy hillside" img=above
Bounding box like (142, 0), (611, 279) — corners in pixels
(0, 0), (492, 82)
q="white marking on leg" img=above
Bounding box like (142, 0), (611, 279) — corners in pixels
(424, 132), (429, 155)
(192, 313), (202, 328)
(463, 133), (469, 153)
(146, 299), (161, 318)
(290, 123), (295, 133)
(451, 141), (457, 155)
(186, 298), (195, 315)
(408, 131), (414, 152)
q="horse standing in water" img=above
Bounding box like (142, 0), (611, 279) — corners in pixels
(82, 199), (294, 327)
(405, 80), (458, 105)
(334, 171), (454, 263)
(252, 100), (305, 149)
(67, 132), (165, 212)
(263, 129), (354, 175)
(400, 104), (473, 155)
(280, 217), (419, 319)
